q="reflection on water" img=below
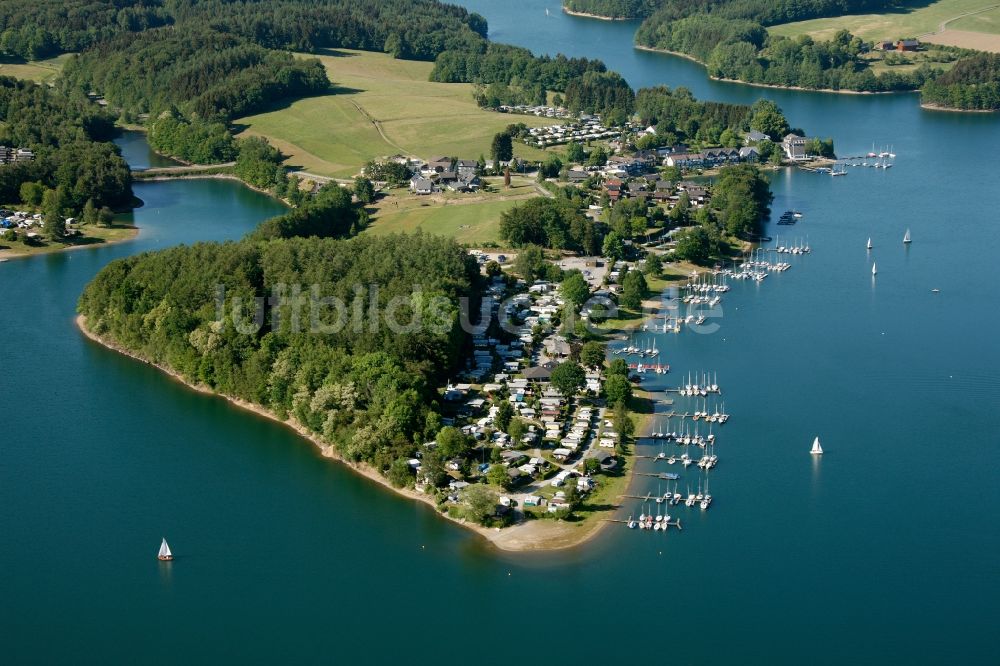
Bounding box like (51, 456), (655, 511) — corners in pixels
(158, 560), (173, 587)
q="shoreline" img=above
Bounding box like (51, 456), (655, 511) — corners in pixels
(634, 45), (918, 96)
(0, 225), (139, 261)
(75, 314), (615, 553)
(919, 102), (998, 113)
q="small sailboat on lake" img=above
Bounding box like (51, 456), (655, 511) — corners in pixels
(810, 436), (823, 455)
(903, 228), (912, 244)
(872, 261), (877, 276)
(866, 237), (872, 251)
(157, 538), (174, 561)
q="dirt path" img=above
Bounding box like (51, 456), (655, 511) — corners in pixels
(349, 100), (408, 154)
(919, 3), (999, 36)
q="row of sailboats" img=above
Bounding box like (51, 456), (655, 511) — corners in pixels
(652, 418), (719, 444)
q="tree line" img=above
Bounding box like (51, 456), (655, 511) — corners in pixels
(0, 0), (487, 62)
(0, 76), (131, 218)
(563, 0), (660, 19)
(632, 0), (998, 100)
(633, 0), (893, 27)
(60, 27), (330, 122)
(920, 52), (1000, 111)
(430, 43), (620, 113)
(498, 197), (601, 255)
(636, 15), (936, 93)
(78, 230), (481, 486)
(0, 0), (171, 60)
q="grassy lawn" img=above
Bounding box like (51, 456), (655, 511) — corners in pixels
(364, 175), (542, 244)
(866, 53), (958, 73)
(365, 198), (521, 244)
(0, 224), (137, 259)
(236, 49), (556, 179)
(767, 0), (999, 42)
(0, 54), (72, 83)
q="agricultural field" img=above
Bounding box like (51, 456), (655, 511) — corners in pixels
(0, 54), (72, 83)
(237, 49), (556, 179)
(767, 0), (1000, 45)
(948, 4), (1000, 32)
(363, 175), (543, 245)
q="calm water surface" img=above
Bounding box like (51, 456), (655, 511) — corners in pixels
(1, 8), (998, 664)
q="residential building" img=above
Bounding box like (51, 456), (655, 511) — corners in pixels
(782, 133), (808, 160)
(410, 177), (434, 195)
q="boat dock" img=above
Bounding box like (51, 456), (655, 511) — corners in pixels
(629, 362), (670, 373)
(606, 517), (683, 531)
(641, 410), (729, 422)
(663, 388), (722, 395)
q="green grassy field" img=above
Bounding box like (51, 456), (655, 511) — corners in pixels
(237, 49), (556, 179)
(949, 5), (1000, 32)
(767, 0), (999, 42)
(0, 54), (72, 83)
(365, 198), (522, 245)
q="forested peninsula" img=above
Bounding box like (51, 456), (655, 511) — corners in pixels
(621, 0), (999, 110)
(76, 228), (487, 511)
(34, 0), (814, 546)
(563, 0), (659, 20)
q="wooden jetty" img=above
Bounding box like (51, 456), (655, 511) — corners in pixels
(663, 388), (722, 395)
(604, 518), (683, 531)
(638, 410), (728, 422)
(628, 362), (670, 372)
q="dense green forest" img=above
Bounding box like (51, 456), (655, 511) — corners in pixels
(78, 232), (479, 482)
(637, 16), (935, 92)
(563, 0), (659, 19)
(10, 0), (492, 127)
(567, 0), (892, 21)
(430, 43), (611, 108)
(626, 0), (997, 102)
(633, 0), (893, 26)
(432, 45), (633, 118)
(0, 0), (171, 59)
(167, 0), (487, 60)
(0, 76), (131, 213)
(0, 0), (486, 61)
(147, 112), (237, 164)
(564, 71), (636, 119)
(711, 163), (772, 237)
(61, 28), (330, 121)
(498, 197), (600, 254)
(249, 182), (368, 240)
(637, 86), (754, 135)
(920, 53), (1000, 111)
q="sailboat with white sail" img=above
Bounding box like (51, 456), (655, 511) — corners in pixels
(810, 436), (823, 455)
(157, 538), (174, 561)
(903, 228), (912, 244)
